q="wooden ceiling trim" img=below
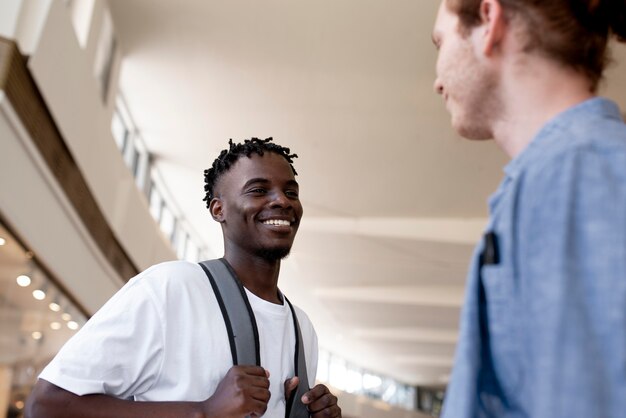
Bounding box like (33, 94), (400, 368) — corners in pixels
(0, 36), (139, 283)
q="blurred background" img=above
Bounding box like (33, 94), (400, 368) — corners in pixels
(1, 1), (625, 417)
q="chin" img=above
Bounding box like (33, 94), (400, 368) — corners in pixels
(454, 119), (493, 140)
(460, 130), (493, 141)
(255, 247), (292, 261)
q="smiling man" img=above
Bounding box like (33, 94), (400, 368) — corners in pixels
(26, 137), (341, 418)
(432, 1), (626, 417)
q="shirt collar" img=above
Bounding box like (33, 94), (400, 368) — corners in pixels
(503, 97), (622, 179)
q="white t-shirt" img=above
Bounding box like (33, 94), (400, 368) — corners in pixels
(40, 260), (318, 416)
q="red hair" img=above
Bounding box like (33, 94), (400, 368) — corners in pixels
(446, 0), (626, 90)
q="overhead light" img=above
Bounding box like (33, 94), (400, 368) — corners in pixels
(61, 312), (72, 321)
(31, 331), (43, 340)
(32, 281), (48, 300)
(0, 237), (6, 246)
(50, 322), (62, 330)
(16, 275), (31, 287)
(49, 294), (61, 312)
(18, 260), (37, 287)
(67, 321), (79, 330)
(32, 288), (46, 300)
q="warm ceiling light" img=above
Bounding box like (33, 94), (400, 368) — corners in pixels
(0, 237), (6, 246)
(16, 275), (31, 287)
(32, 282), (48, 300)
(15, 400), (24, 410)
(31, 331), (43, 340)
(61, 312), (72, 321)
(67, 321), (79, 330)
(49, 302), (61, 312)
(50, 322), (62, 330)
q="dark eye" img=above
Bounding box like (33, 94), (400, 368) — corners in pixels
(286, 190), (299, 198)
(248, 188), (267, 195)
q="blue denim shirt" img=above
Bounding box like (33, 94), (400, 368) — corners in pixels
(442, 98), (626, 418)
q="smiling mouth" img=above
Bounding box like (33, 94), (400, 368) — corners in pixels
(262, 219), (292, 226)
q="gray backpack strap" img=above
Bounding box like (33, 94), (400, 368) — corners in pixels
(285, 296), (311, 418)
(199, 259), (310, 417)
(199, 258), (260, 366)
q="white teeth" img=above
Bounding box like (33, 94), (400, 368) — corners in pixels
(263, 219), (291, 226)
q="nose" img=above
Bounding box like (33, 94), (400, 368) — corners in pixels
(434, 78), (444, 95)
(269, 190), (292, 208)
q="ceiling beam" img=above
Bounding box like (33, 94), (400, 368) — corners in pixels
(353, 327), (458, 344)
(299, 217), (487, 244)
(314, 285), (464, 307)
(393, 355), (454, 367)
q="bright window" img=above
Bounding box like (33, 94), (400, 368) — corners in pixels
(66, 0), (95, 48)
(317, 349), (417, 411)
(111, 110), (128, 152)
(149, 184), (163, 221)
(110, 95), (209, 262)
(159, 205), (176, 242)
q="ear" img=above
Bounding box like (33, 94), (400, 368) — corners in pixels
(478, 0), (506, 56)
(209, 198), (225, 223)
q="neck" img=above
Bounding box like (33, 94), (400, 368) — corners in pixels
(223, 249), (282, 304)
(491, 55), (594, 158)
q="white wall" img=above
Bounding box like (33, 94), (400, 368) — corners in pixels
(0, 0), (22, 40)
(27, 0), (176, 273)
(0, 0), (51, 55)
(0, 93), (122, 313)
(1, 0), (177, 312)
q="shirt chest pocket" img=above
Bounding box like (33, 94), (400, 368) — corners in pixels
(480, 262), (524, 398)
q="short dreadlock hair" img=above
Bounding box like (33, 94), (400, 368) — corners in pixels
(203, 137), (298, 208)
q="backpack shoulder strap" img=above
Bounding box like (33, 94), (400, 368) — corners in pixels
(199, 259), (310, 417)
(199, 258), (260, 366)
(284, 296), (311, 418)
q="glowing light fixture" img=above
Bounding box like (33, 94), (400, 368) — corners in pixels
(32, 281), (48, 301)
(67, 321), (79, 330)
(31, 331), (43, 340)
(0, 237), (6, 245)
(16, 275), (31, 287)
(61, 312), (72, 321)
(49, 294), (61, 312)
(50, 322), (62, 330)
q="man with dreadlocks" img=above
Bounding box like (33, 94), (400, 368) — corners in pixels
(26, 137), (342, 418)
(432, 0), (626, 417)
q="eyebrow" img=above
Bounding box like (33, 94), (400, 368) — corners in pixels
(242, 178), (299, 189)
(242, 178), (269, 189)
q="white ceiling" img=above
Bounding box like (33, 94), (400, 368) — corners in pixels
(107, 0), (626, 385)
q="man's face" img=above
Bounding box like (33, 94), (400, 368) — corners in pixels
(432, 0), (499, 140)
(212, 152), (303, 261)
